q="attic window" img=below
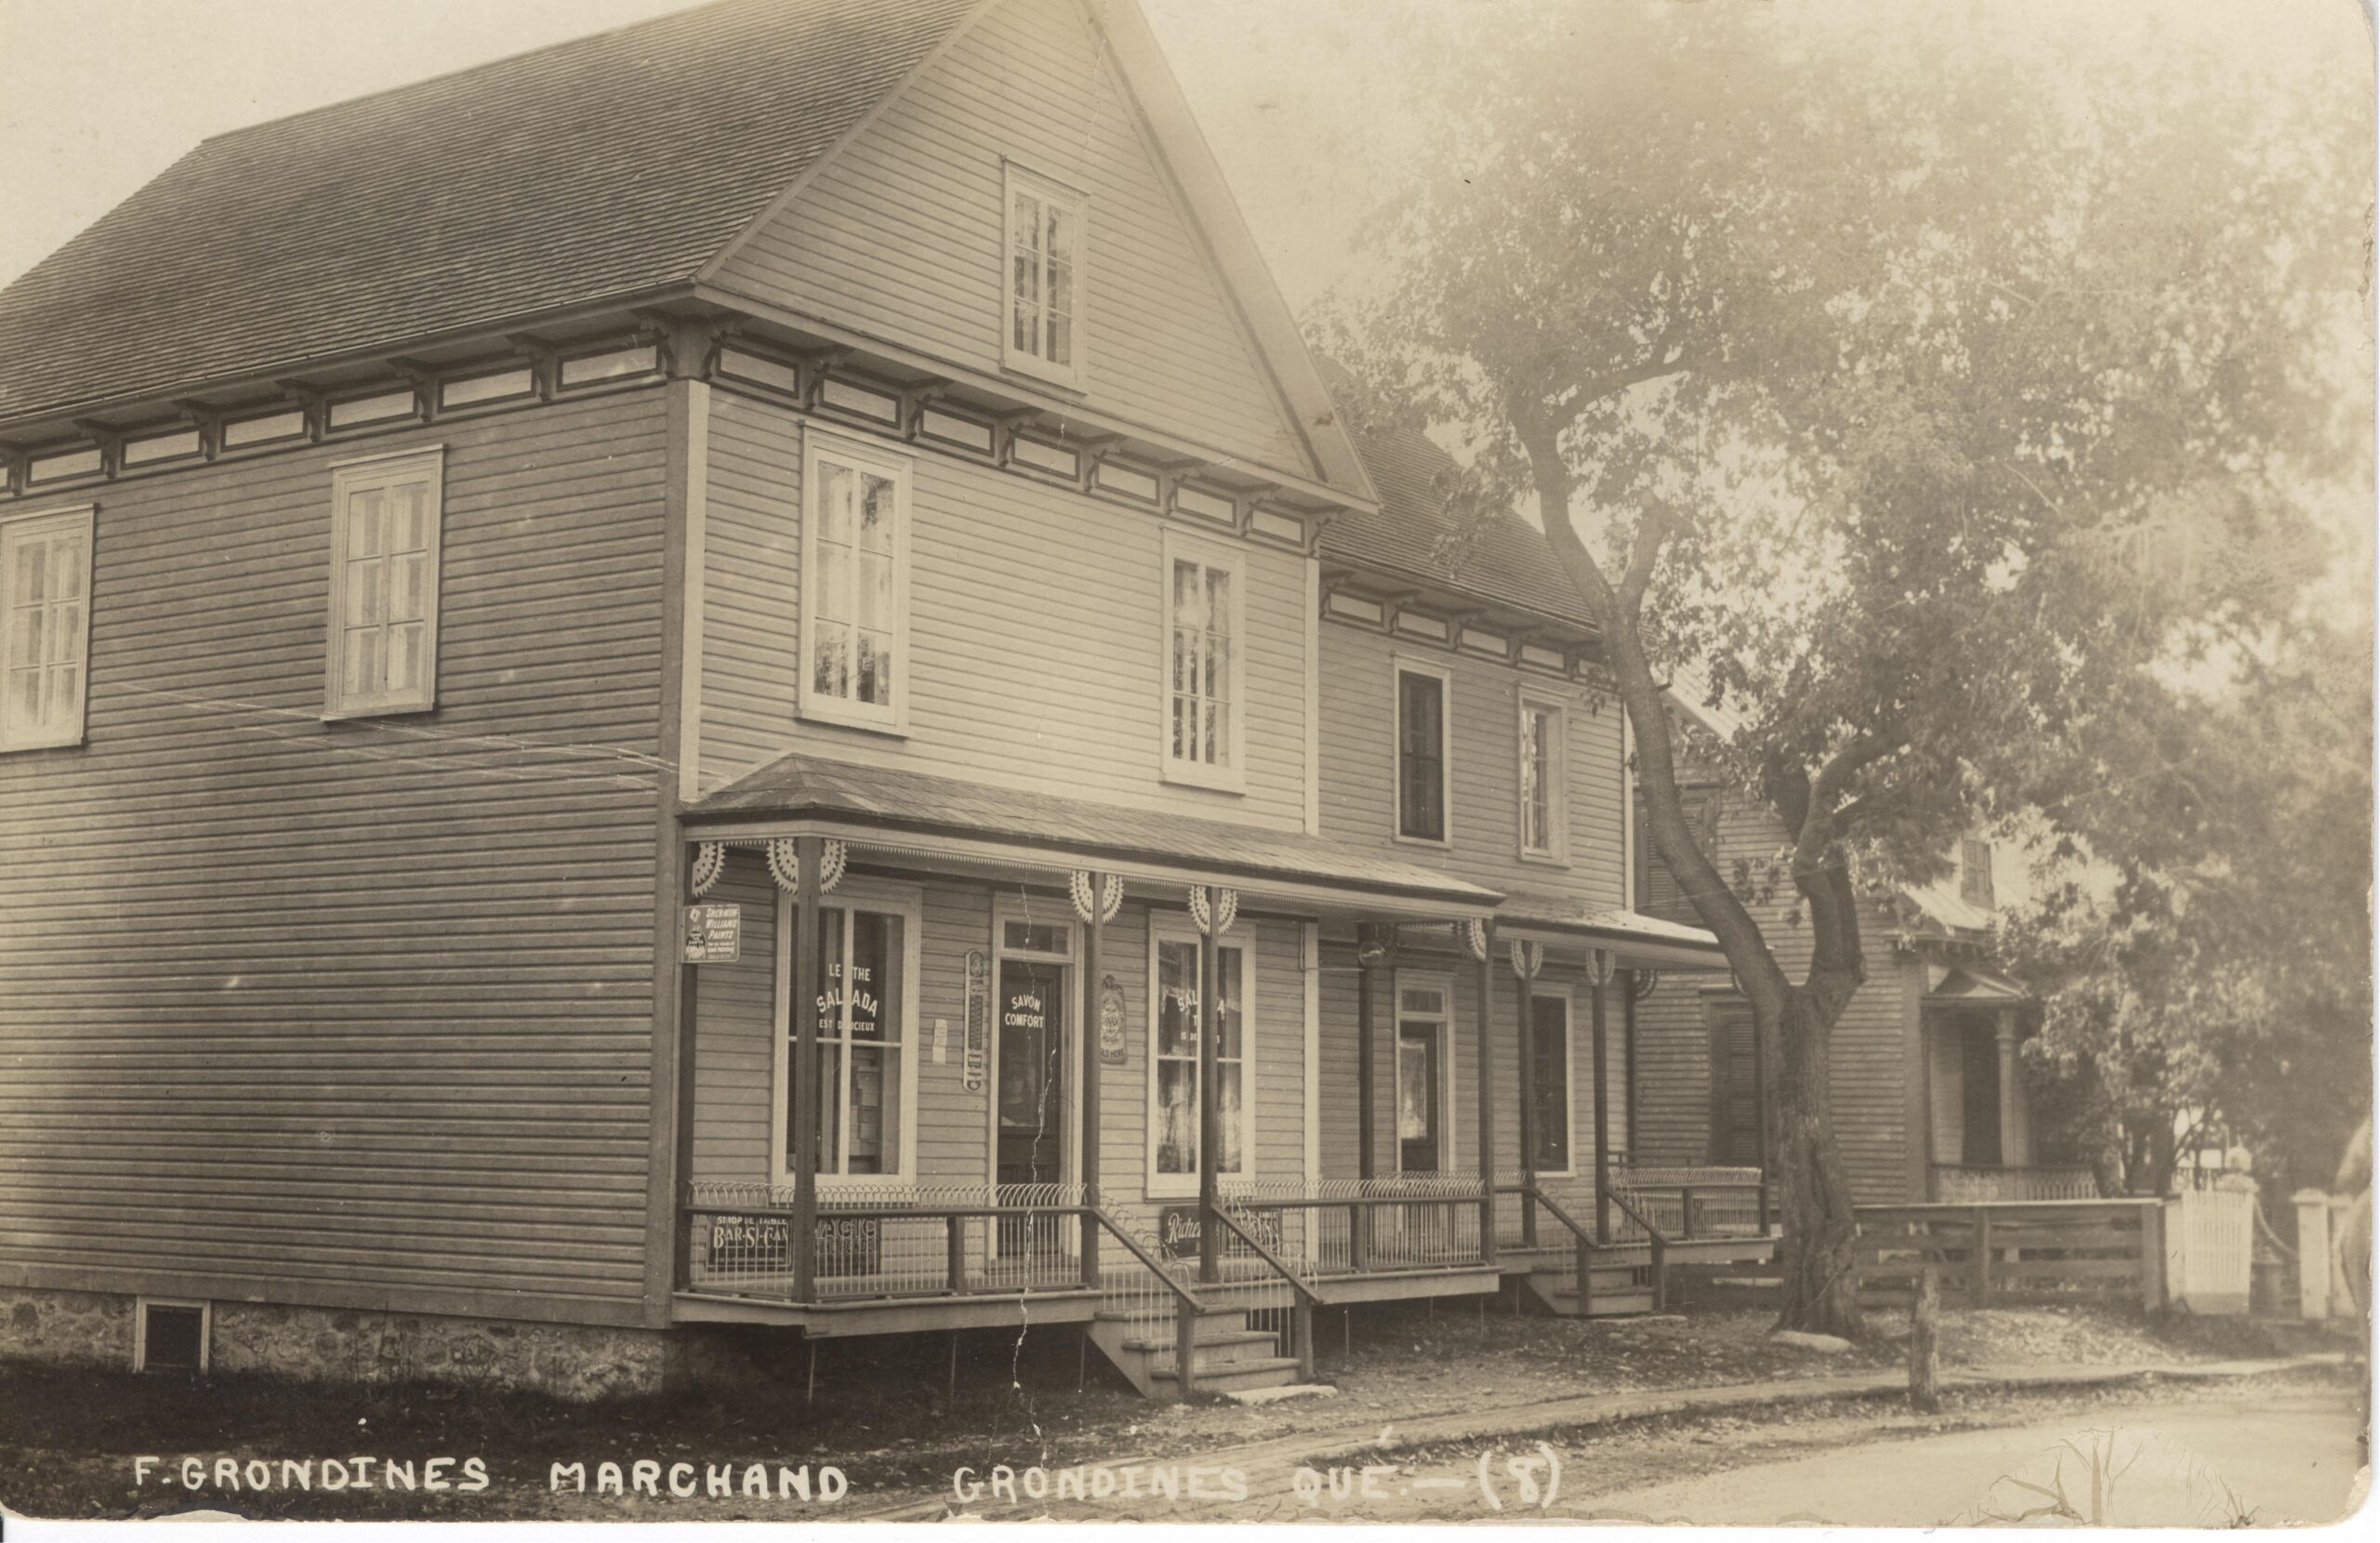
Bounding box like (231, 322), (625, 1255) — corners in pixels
(1960, 838), (1995, 908)
(1003, 163), (1086, 387)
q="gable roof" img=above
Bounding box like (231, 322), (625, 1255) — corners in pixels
(0, 0), (1377, 508)
(0, 0), (985, 425)
(1315, 363), (1596, 631)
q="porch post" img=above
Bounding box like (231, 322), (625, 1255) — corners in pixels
(1995, 1011), (2022, 1169)
(1591, 959), (1612, 1244)
(1474, 920), (1498, 1266)
(1622, 970), (1640, 1153)
(669, 850), (702, 1291)
(1197, 887), (1222, 1285)
(1356, 924), (1382, 1181)
(1753, 992), (1773, 1223)
(1514, 949), (1536, 1248)
(1078, 872), (1104, 1287)
(788, 835), (824, 1302)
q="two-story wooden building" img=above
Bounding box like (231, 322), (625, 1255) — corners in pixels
(1626, 696), (2074, 1210)
(0, 0), (1739, 1400)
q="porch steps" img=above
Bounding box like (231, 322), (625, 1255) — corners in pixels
(1518, 1260), (1659, 1318)
(1086, 1307), (1303, 1401)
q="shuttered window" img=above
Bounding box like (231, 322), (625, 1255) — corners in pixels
(800, 429), (909, 732)
(1960, 837), (1995, 908)
(325, 450), (443, 719)
(1162, 530), (1243, 789)
(1396, 666), (1448, 841)
(1003, 163), (1086, 386)
(1634, 787), (1717, 922)
(1, 505), (95, 751)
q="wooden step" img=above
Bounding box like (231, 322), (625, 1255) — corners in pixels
(1121, 1328), (1280, 1365)
(1553, 1289), (1657, 1317)
(1150, 1354), (1304, 1395)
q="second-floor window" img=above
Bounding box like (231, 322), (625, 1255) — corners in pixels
(1163, 531), (1242, 788)
(1, 505), (95, 751)
(1003, 163), (1086, 386)
(1960, 837), (1995, 908)
(800, 430), (910, 732)
(1396, 665), (1449, 842)
(326, 448), (443, 719)
(1518, 695), (1567, 860)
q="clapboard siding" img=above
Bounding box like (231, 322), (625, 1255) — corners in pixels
(0, 391), (669, 1324)
(685, 879), (1308, 1220)
(1316, 934), (1620, 1217)
(1318, 623), (1628, 908)
(696, 389), (1310, 828)
(1629, 793), (1921, 1204)
(690, 849), (777, 1181)
(711, 0), (1311, 480)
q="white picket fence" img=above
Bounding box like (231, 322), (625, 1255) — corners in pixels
(2162, 1179), (2254, 1313)
(2293, 1186), (2371, 1321)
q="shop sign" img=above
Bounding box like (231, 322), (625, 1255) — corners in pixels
(961, 949), (990, 1093)
(1097, 973), (1128, 1065)
(1157, 1203), (1284, 1259)
(682, 903), (742, 963)
(706, 1211), (883, 1277)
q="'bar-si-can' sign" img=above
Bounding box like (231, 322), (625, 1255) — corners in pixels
(961, 948), (989, 1093)
(682, 903), (742, 963)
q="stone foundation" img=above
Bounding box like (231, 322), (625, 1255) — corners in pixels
(0, 1286), (722, 1401)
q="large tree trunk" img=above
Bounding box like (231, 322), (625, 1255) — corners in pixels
(1767, 987), (1866, 1337)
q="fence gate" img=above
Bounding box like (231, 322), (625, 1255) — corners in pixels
(2165, 1180), (2254, 1313)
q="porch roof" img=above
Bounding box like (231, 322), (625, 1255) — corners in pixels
(684, 752), (1502, 912)
(1496, 890), (1726, 965)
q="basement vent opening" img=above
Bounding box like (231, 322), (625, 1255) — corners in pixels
(136, 1299), (209, 1373)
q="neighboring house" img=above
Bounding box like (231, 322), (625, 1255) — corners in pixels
(0, 0), (1728, 1398)
(1628, 708), (2079, 1207)
(1313, 392), (1746, 1290)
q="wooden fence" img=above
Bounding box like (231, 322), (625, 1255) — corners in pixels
(1852, 1200), (2166, 1311)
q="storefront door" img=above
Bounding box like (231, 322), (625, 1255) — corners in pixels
(995, 956), (1067, 1259)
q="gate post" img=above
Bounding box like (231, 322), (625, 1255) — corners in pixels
(2294, 1189), (2334, 1319)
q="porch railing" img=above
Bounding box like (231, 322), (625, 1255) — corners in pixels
(1607, 1158), (1773, 1239)
(1229, 1174), (1492, 1275)
(1513, 1182), (1667, 1312)
(1929, 1163), (2101, 1204)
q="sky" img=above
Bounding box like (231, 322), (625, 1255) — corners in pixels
(1, 0), (2364, 312)
(0, 0), (1419, 312)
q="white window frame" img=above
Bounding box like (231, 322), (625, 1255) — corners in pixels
(1158, 527), (1247, 792)
(985, 896), (1083, 1191)
(1392, 657), (1454, 847)
(771, 877), (923, 1191)
(1392, 971), (1457, 1173)
(133, 1297), (211, 1373)
(798, 427), (912, 735)
(1528, 988), (1579, 1178)
(1000, 160), (1090, 389)
(1145, 913), (1255, 1198)
(1516, 691), (1568, 864)
(324, 446), (444, 720)
(0, 503), (96, 752)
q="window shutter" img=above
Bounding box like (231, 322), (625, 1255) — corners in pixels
(1635, 790), (1711, 922)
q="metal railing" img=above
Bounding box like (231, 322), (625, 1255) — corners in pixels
(1211, 1191), (1320, 1380)
(1608, 1159), (1773, 1239)
(1930, 1163), (2100, 1204)
(1082, 1194), (1208, 1398)
(1228, 1173), (1491, 1275)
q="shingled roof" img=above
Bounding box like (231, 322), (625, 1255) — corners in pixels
(1314, 363), (1597, 632)
(0, 0), (978, 422)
